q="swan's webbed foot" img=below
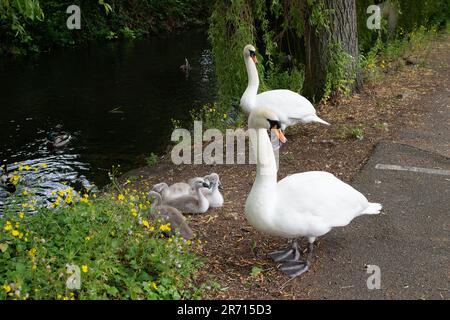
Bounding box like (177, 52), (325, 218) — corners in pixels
(280, 261), (309, 278)
(268, 239), (300, 262)
(275, 240), (315, 278)
(268, 249), (296, 262)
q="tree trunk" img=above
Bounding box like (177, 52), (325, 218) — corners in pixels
(302, 0), (362, 101)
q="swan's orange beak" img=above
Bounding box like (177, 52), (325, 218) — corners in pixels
(251, 55), (258, 64)
(272, 128), (287, 144)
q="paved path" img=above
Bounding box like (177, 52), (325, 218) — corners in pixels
(297, 48), (450, 299)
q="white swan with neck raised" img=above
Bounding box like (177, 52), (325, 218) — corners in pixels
(244, 107), (382, 278)
(240, 44), (330, 130)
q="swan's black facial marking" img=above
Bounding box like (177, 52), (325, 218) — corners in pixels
(268, 119), (281, 129)
(249, 50), (256, 57)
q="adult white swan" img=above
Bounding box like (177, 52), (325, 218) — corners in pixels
(245, 107), (382, 278)
(240, 44), (329, 130)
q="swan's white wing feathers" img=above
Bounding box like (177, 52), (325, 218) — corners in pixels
(255, 90), (317, 124)
(277, 171), (370, 232)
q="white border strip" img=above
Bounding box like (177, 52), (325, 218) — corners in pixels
(375, 164), (450, 176)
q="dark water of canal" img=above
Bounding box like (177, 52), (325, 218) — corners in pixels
(0, 29), (216, 209)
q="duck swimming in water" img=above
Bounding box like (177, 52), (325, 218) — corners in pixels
(46, 132), (72, 150)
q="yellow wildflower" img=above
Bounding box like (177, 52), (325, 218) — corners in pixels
(28, 248), (37, 257)
(149, 226), (155, 232)
(117, 194), (125, 201)
(3, 221), (12, 231)
(10, 175), (20, 185)
(85, 236), (91, 241)
(131, 208), (138, 217)
(11, 230), (19, 237)
(18, 212), (24, 219)
(80, 194), (89, 203)
(65, 195), (73, 205)
(159, 224), (171, 232)
(2, 284), (11, 293)
(81, 265), (88, 273)
(41, 163), (48, 168)
(142, 219), (150, 228)
(24, 165), (30, 171)
(22, 190), (28, 196)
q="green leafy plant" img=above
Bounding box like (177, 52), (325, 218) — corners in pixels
(121, 26), (136, 39)
(0, 187), (204, 300)
(337, 125), (365, 140)
(323, 42), (356, 101)
(250, 266), (262, 278)
(146, 153), (158, 167)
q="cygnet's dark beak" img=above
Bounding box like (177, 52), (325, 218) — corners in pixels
(202, 182), (210, 188)
(218, 181), (223, 190)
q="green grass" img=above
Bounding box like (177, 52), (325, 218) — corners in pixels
(0, 189), (204, 300)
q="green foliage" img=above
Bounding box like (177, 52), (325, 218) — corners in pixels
(323, 42), (356, 101)
(357, 0), (450, 53)
(190, 103), (237, 132)
(250, 266), (262, 277)
(337, 125), (364, 140)
(0, 189), (203, 300)
(208, 0), (306, 127)
(208, 0), (256, 119)
(359, 37), (384, 81)
(0, 0), (212, 55)
(0, 0), (44, 53)
(360, 25), (439, 83)
(146, 152), (158, 167)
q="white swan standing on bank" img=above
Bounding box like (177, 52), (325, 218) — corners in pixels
(240, 44), (330, 130)
(245, 107), (382, 278)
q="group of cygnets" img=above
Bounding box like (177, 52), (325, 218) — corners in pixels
(148, 173), (223, 240)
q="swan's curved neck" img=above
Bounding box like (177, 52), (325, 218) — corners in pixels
(241, 57), (259, 112)
(196, 187), (208, 203)
(250, 128), (277, 184)
(246, 128), (277, 225)
(245, 57), (259, 88)
(211, 182), (219, 193)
